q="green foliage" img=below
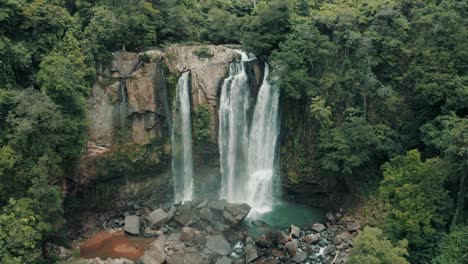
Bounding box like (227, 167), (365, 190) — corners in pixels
(193, 104), (211, 143)
(349, 227), (409, 264)
(380, 150), (452, 262)
(192, 47), (214, 59)
(0, 198), (45, 264)
(432, 225), (468, 264)
(319, 110), (380, 175)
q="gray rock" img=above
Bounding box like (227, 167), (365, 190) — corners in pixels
(208, 200), (226, 211)
(144, 227), (162, 237)
(149, 208), (169, 228)
(123, 215), (140, 235)
(215, 256), (233, 264)
(266, 230), (289, 245)
(139, 240), (166, 264)
(324, 245), (336, 256)
(347, 222), (361, 232)
(244, 244), (259, 263)
(311, 223), (326, 233)
(304, 234), (319, 244)
(213, 221), (227, 232)
(180, 227), (199, 243)
(332, 235), (342, 245)
(195, 199), (209, 209)
(165, 253), (206, 264)
(326, 212), (335, 223)
(206, 235), (232, 255)
(175, 210), (196, 226)
(340, 231), (354, 241)
(226, 203), (251, 221)
(291, 250), (307, 263)
(290, 225), (300, 238)
(199, 207), (214, 221)
(285, 239), (299, 256)
(223, 211), (237, 225)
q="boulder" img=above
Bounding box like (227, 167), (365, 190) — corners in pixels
(123, 215), (140, 235)
(144, 227), (163, 237)
(196, 200), (209, 209)
(266, 230), (289, 245)
(284, 239), (299, 256)
(324, 245), (336, 256)
(332, 235), (343, 245)
(175, 210), (196, 226)
(244, 244), (259, 263)
(139, 239), (166, 264)
(311, 223), (326, 233)
(165, 253), (206, 264)
(290, 225), (300, 238)
(208, 200), (226, 211)
(215, 256), (233, 264)
(291, 250), (307, 263)
(199, 207), (214, 222)
(347, 222), (361, 232)
(304, 234), (319, 244)
(340, 231), (354, 241)
(149, 208), (169, 228)
(255, 235), (270, 248)
(180, 227), (200, 244)
(205, 235), (232, 255)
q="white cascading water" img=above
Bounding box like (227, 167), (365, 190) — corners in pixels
(171, 71), (194, 203)
(246, 64), (280, 213)
(219, 51), (280, 213)
(218, 51), (252, 203)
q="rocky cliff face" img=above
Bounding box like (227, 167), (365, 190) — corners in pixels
(73, 45), (264, 206)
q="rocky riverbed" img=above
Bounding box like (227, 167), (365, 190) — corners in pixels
(67, 200), (360, 264)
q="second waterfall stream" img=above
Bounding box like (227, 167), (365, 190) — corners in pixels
(219, 51), (280, 214)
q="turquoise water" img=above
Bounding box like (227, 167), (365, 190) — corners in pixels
(242, 201), (325, 238)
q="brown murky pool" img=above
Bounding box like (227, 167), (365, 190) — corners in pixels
(80, 230), (155, 261)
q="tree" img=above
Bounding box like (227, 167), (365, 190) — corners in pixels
(432, 225), (468, 264)
(319, 109), (380, 175)
(349, 227), (409, 264)
(380, 150), (452, 262)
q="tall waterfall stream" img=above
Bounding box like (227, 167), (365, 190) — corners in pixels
(219, 51), (280, 214)
(171, 71), (194, 204)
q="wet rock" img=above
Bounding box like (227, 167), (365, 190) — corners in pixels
(311, 223), (326, 233)
(245, 244), (259, 263)
(208, 200), (226, 211)
(291, 250), (307, 263)
(175, 210), (196, 226)
(123, 215), (140, 235)
(290, 225), (300, 238)
(213, 221), (227, 232)
(255, 235), (270, 248)
(195, 199), (209, 209)
(199, 207), (215, 221)
(304, 234), (319, 244)
(206, 235), (232, 255)
(215, 256), (233, 264)
(324, 245), (336, 256)
(149, 208), (169, 228)
(266, 230), (289, 245)
(285, 239), (299, 256)
(225, 203), (251, 223)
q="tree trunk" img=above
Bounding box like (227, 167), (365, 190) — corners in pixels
(451, 159), (467, 229)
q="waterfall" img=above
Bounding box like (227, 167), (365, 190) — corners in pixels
(219, 52), (280, 213)
(218, 51), (252, 203)
(246, 64), (280, 213)
(171, 71), (194, 203)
